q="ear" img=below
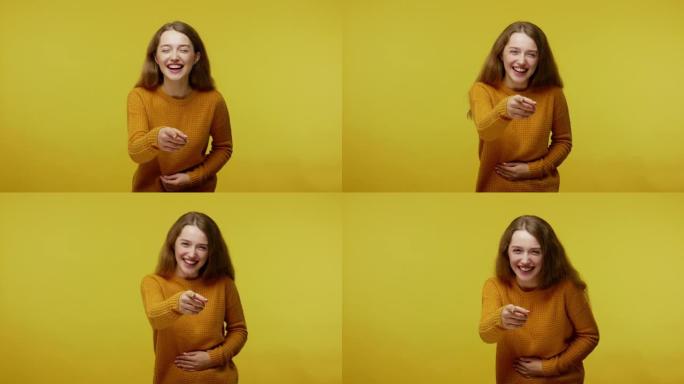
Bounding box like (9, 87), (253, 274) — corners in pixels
(194, 51), (201, 65)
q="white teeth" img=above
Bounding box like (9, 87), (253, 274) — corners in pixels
(513, 67), (527, 73)
(183, 258), (197, 265)
(519, 266), (534, 272)
(168, 64), (183, 69)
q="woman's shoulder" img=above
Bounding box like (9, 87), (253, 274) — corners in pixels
(195, 88), (225, 101)
(533, 85), (565, 99)
(555, 277), (586, 296)
(483, 276), (507, 290)
(141, 273), (173, 290)
(470, 81), (497, 93)
(142, 273), (166, 284)
(127, 86), (159, 103)
(129, 86), (155, 96)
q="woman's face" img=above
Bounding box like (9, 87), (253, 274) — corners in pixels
(501, 32), (538, 90)
(155, 30), (200, 84)
(508, 229), (543, 288)
(174, 225), (209, 279)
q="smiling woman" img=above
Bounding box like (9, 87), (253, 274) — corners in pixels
(479, 215), (598, 383)
(128, 21), (233, 192)
(468, 21), (571, 192)
(141, 211), (247, 384)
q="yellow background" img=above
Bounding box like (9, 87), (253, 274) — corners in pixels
(0, 0), (341, 192)
(0, 194), (342, 383)
(343, 193), (684, 382)
(343, 0), (684, 191)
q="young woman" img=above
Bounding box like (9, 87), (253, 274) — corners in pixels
(128, 21), (232, 192)
(469, 21), (572, 192)
(479, 215), (598, 383)
(141, 212), (247, 384)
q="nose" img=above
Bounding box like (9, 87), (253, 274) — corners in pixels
(171, 49), (179, 60)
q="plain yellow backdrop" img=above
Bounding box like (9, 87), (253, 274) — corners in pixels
(343, 193), (684, 383)
(0, 194), (342, 383)
(0, 0), (341, 191)
(343, 0), (684, 191)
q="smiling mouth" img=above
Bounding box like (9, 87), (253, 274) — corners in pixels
(518, 265), (535, 273)
(512, 66), (528, 74)
(167, 64), (184, 73)
(182, 257), (198, 266)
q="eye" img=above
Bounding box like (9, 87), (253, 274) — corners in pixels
(527, 53), (538, 59)
(198, 245), (208, 251)
(180, 49), (190, 54)
(531, 250), (541, 256)
(511, 248), (522, 254)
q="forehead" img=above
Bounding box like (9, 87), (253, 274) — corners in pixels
(505, 32), (537, 50)
(178, 225), (208, 242)
(509, 230), (541, 248)
(158, 30), (193, 47)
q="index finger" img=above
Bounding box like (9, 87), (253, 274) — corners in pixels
(521, 97), (537, 106)
(192, 293), (208, 303)
(173, 130), (188, 140)
(513, 306), (530, 315)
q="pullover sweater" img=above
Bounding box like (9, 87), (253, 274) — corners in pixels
(127, 87), (233, 192)
(479, 277), (599, 383)
(469, 82), (572, 192)
(141, 274), (247, 384)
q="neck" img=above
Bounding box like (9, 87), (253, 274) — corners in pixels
(515, 278), (538, 291)
(162, 80), (192, 98)
(503, 78), (528, 92)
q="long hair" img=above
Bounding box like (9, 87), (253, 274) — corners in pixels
(495, 215), (585, 290)
(135, 21), (215, 91)
(156, 212), (234, 281)
(475, 21), (563, 89)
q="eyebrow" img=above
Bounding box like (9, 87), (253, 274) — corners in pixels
(178, 238), (208, 245)
(159, 44), (192, 48)
(508, 47), (538, 53)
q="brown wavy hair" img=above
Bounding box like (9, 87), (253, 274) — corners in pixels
(495, 215), (585, 290)
(156, 212), (234, 281)
(475, 21), (563, 89)
(135, 21), (215, 91)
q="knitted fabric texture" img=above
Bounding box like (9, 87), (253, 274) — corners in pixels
(127, 87), (233, 192)
(141, 274), (247, 384)
(480, 277), (599, 383)
(469, 82), (572, 192)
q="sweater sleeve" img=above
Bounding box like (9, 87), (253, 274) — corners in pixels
(541, 285), (599, 376)
(527, 88), (572, 178)
(469, 82), (513, 142)
(140, 275), (184, 330)
(479, 278), (507, 343)
(207, 278), (248, 367)
(186, 95), (233, 186)
(127, 89), (163, 164)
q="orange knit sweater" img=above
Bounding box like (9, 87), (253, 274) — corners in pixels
(469, 82), (572, 192)
(141, 274), (247, 384)
(127, 87), (233, 192)
(479, 277), (599, 384)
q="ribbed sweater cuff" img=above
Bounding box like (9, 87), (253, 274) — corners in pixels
(187, 169), (203, 186)
(497, 98), (512, 120)
(207, 347), (227, 367)
(527, 160), (545, 179)
(166, 291), (184, 315)
(541, 357), (559, 377)
(147, 126), (163, 150)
